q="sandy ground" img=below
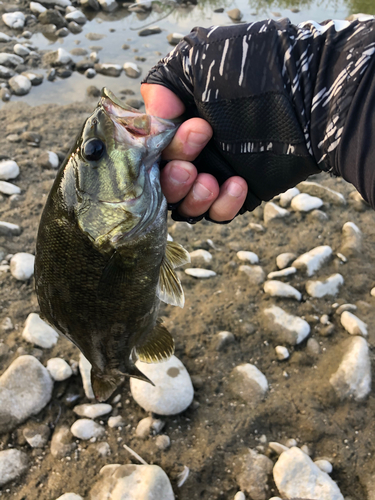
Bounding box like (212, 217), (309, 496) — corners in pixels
(1, 94), (375, 500)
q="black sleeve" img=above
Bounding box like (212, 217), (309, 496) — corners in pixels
(143, 18), (375, 216)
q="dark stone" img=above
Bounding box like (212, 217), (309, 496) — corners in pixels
(38, 9), (67, 29)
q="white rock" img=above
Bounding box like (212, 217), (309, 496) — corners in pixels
(9, 75), (32, 96)
(305, 273), (344, 298)
(90, 464), (174, 500)
(237, 250), (259, 264)
(264, 280), (301, 301)
(0, 181), (21, 195)
(0, 32), (12, 42)
(314, 459), (333, 474)
(13, 44), (30, 57)
(291, 193), (323, 212)
(371, 287), (375, 297)
(264, 306), (310, 345)
(0, 449), (28, 487)
(185, 268), (216, 278)
(123, 62), (141, 78)
(65, 10), (87, 23)
(269, 442), (289, 454)
(79, 353), (95, 399)
(0, 355), (53, 433)
(340, 221), (362, 257)
(56, 495), (83, 500)
(292, 245), (332, 276)
(230, 363), (268, 403)
(95, 63), (122, 77)
(268, 267), (297, 279)
(51, 48), (72, 65)
(47, 358), (73, 381)
(189, 249), (212, 263)
(30, 2), (47, 14)
(0, 221), (21, 236)
(0, 160), (20, 180)
(41, 151), (59, 169)
(286, 438), (297, 447)
(239, 265), (265, 284)
(70, 419), (105, 440)
(40, 0), (71, 6)
(330, 336), (371, 401)
(275, 346), (289, 360)
(130, 355), (194, 415)
(264, 202), (290, 224)
(108, 415), (124, 428)
(247, 222), (265, 232)
(215, 331), (235, 350)
(135, 416), (164, 439)
(297, 181), (346, 205)
(98, 0), (118, 11)
(2, 12), (25, 29)
(0, 53), (23, 67)
(233, 493), (246, 500)
(279, 187), (300, 207)
(276, 252), (296, 269)
(274, 447), (344, 500)
(10, 253), (35, 281)
(340, 311), (367, 336)
(155, 434), (170, 450)
(73, 403), (112, 419)
(22, 313), (59, 348)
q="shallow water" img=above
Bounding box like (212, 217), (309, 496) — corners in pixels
(6, 0), (375, 108)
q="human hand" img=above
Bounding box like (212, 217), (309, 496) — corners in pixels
(141, 84), (248, 222)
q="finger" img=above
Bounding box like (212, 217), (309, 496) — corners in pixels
(178, 173), (220, 218)
(141, 84), (185, 119)
(162, 118), (212, 161)
(160, 161), (198, 204)
(208, 177), (248, 222)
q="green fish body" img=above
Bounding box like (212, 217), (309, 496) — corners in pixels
(34, 88), (190, 401)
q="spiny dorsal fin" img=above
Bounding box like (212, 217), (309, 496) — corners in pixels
(165, 241), (190, 268)
(157, 258), (185, 307)
(135, 320), (175, 363)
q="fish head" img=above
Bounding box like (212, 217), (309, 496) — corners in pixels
(71, 87), (177, 248)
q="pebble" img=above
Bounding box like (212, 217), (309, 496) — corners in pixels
(336, 303), (357, 315)
(227, 8), (243, 20)
(279, 187), (300, 207)
(135, 416), (164, 439)
(236, 448), (273, 499)
(167, 32), (184, 45)
(13, 44), (30, 57)
(123, 62), (141, 78)
(0, 449), (28, 487)
(0, 160), (20, 180)
(275, 345), (289, 360)
(233, 493), (246, 500)
(68, 21), (83, 34)
(269, 442), (289, 454)
(85, 67), (96, 78)
(65, 10), (87, 24)
(47, 68), (56, 81)
(108, 415), (124, 428)
(0, 53), (24, 68)
(306, 338), (320, 356)
(90, 464), (175, 500)
(0, 65), (16, 78)
(0, 221), (21, 236)
(239, 265), (265, 284)
(340, 221), (362, 257)
(330, 336), (371, 401)
(305, 273), (344, 298)
(47, 357), (73, 381)
(0, 87), (11, 102)
(98, 0), (118, 11)
(297, 181), (346, 205)
(73, 403), (112, 419)
(155, 434), (170, 450)
(2, 12), (25, 29)
(23, 423), (50, 448)
(0, 355), (53, 433)
(185, 268), (216, 278)
(263, 202), (290, 224)
(215, 331), (235, 350)
(130, 355), (194, 415)
(340, 311), (368, 336)
(273, 447), (344, 500)
(189, 249), (212, 263)
(56, 494), (84, 500)
(10, 253), (35, 280)
(292, 245), (332, 276)
(264, 280), (301, 300)
(70, 418), (105, 440)
(264, 305), (310, 345)
(70, 48), (88, 56)
(21, 71), (43, 86)
(51, 426), (77, 458)
(22, 312), (59, 348)
(138, 26), (161, 36)
(56, 27), (70, 37)
(314, 459), (333, 474)
(38, 151), (59, 169)
(0, 32), (12, 42)
(276, 252), (296, 269)
(237, 250), (259, 263)
(229, 363), (268, 403)
(44, 48), (72, 66)
(9, 74), (32, 96)
(268, 267), (297, 279)
(291, 193), (324, 212)
(30, 2), (47, 14)
(94, 63), (122, 76)
(79, 353), (95, 399)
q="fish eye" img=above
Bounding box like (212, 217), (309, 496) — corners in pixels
(82, 138), (105, 162)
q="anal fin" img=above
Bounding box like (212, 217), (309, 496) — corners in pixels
(135, 320), (175, 363)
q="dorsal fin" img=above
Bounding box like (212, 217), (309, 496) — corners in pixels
(135, 320), (175, 363)
(157, 241), (190, 307)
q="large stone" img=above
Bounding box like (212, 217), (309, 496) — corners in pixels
(0, 53), (24, 67)
(273, 447), (344, 500)
(236, 449), (273, 500)
(22, 313), (59, 348)
(2, 12), (25, 29)
(305, 273), (344, 298)
(297, 181), (346, 205)
(0, 355), (53, 434)
(0, 449), (28, 486)
(94, 63), (122, 77)
(264, 305), (310, 345)
(0, 65), (16, 79)
(38, 9), (67, 28)
(263, 280), (301, 301)
(291, 193), (323, 212)
(9, 75), (32, 96)
(43, 48), (72, 66)
(89, 464), (175, 500)
(292, 245), (332, 276)
(340, 311), (368, 336)
(70, 418), (105, 440)
(229, 364), (268, 405)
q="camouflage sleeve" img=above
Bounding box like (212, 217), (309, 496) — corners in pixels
(143, 17), (375, 217)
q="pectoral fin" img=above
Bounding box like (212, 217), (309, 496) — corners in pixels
(135, 320), (175, 363)
(157, 241), (190, 308)
(165, 241), (190, 268)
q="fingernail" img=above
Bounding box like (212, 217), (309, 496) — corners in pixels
(169, 165), (191, 184)
(193, 181), (212, 200)
(227, 181), (244, 198)
(188, 131), (210, 149)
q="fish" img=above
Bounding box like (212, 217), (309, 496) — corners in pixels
(34, 88), (190, 402)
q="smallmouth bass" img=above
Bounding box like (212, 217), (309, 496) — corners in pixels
(34, 88), (190, 401)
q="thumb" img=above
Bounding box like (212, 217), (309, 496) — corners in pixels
(141, 83), (185, 119)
